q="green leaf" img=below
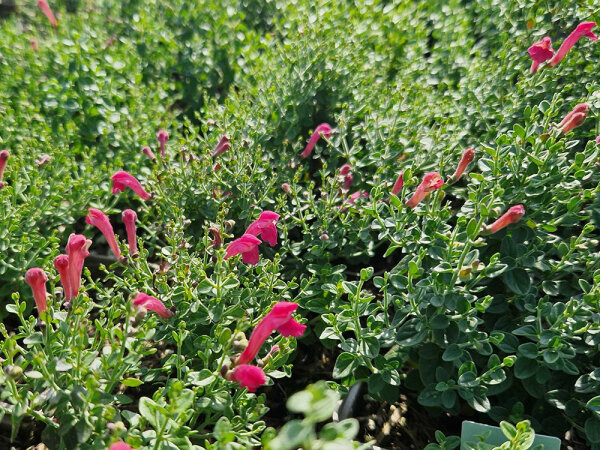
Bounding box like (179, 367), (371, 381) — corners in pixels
(503, 268), (531, 295)
(138, 397), (159, 428)
(585, 417), (600, 443)
(442, 344), (463, 362)
(122, 378), (143, 387)
(586, 395), (600, 413)
(332, 352), (359, 379)
(430, 315), (449, 329)
(517, 343), (538, 359)
(514, 358), (538, 379)
(23, 333), (44, 345)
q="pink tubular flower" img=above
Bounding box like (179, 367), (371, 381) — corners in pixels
(132, 292), (174, 319)
(406, 172), (444, 208)
(210, 227), (222, 248)
(391, 172), (404, 196)
(342, 191), (369, 211)
(281, 183), (292, 194)
(342, 173), (353, 191)
(211, 135), (230, 158)
(559, 103), (590, 128)
(0, 150), (9, 185)
(562, 112), (587, 134)
(245, 211), (280, 247)
(527, 37), (554, 74)
(236, 302), (306, 366)
(596, 136), (600, 144)
(228, 365), (266, 392)
(53, 255), (72, 302)
(339, 164), (352, 176)
(111, 171), (152, 201)
(38, 0), (57, 27)
(109, 442), (133, 450)
(301, 123), (333, 158)
(66, 234), (91, 299)
(157, 130), (169, 158)
(451, 147), (475, 181)
(487, 205), (525, 234)
(25, 268), (48, 313)
(142, 146), (156, 162)
(550, 22), (597, 66)
(122, 209), (138, 256)
(35, 154), (51, 166)
(225, 234), (262, 265)
(86, 209), (121, 260)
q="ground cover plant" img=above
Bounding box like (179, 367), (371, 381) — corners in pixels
(1, 0), (600, 449)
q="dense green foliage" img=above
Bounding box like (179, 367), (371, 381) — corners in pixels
(1, 0), (600, 448)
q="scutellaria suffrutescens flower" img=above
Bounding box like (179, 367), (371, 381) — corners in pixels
(550, 22), (597, 67)
(122, 209), (138, 256)
(482, 205), (525, 234)
(527, 37), (553, 74)
(301, 123), (333, 158)
(235, 301), (306, 366)
(86, 209), (122, 261)
(225, 234), (263, 265)
(405, 172), (444, 208)
(25, 268), (48, 313)
(111, 171), (152, 201)
(132, 293), (174, 319)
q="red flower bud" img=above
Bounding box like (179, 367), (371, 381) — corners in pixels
(487, 205), (525, 234)
(406, 172), (443, 208)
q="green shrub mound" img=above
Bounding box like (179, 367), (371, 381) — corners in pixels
(1, 0), (599, 449)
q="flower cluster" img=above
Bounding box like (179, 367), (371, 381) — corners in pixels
(527, 22), (597, 74)
(225, 211), (280, 265)
(227, 302), (306, 391)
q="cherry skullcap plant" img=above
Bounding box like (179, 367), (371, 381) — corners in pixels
(228, 365), (267, 392)
(25, 268), (48, 313)
(157, 129), (169, 158)
(558, 103), (590, 134)
(527, 37), (553, 74)
(449, 147), (475, 183)
(234, 301), (306, 366)
(65, 234), (91, 300)
(341, 191), (369, 212)
(339, 164), (351, 175)
(211, 135), (230, 158)
(111, 171), (152, 201)
(210, 227), (222, 248)
(53, 255), (71, 303)
(405, 172), (443, 208)
(37, 0), (57, 27)
(391, 172), (404, 196)
(225, 234), (262, 265)
(142, 146), (156, 162)
(108, 442), (133, 450)
(482, 205), (525, 234)
(122, 209), (138, 256)
(0, 150), (9, 189)
(244, 211), (280, 247)
(132, 293), (174, 319)
(86, 209), (122, 261)
(550, 22), (597, 66)
(342, 173), (353, 191)
(301, 123), (333, 158)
